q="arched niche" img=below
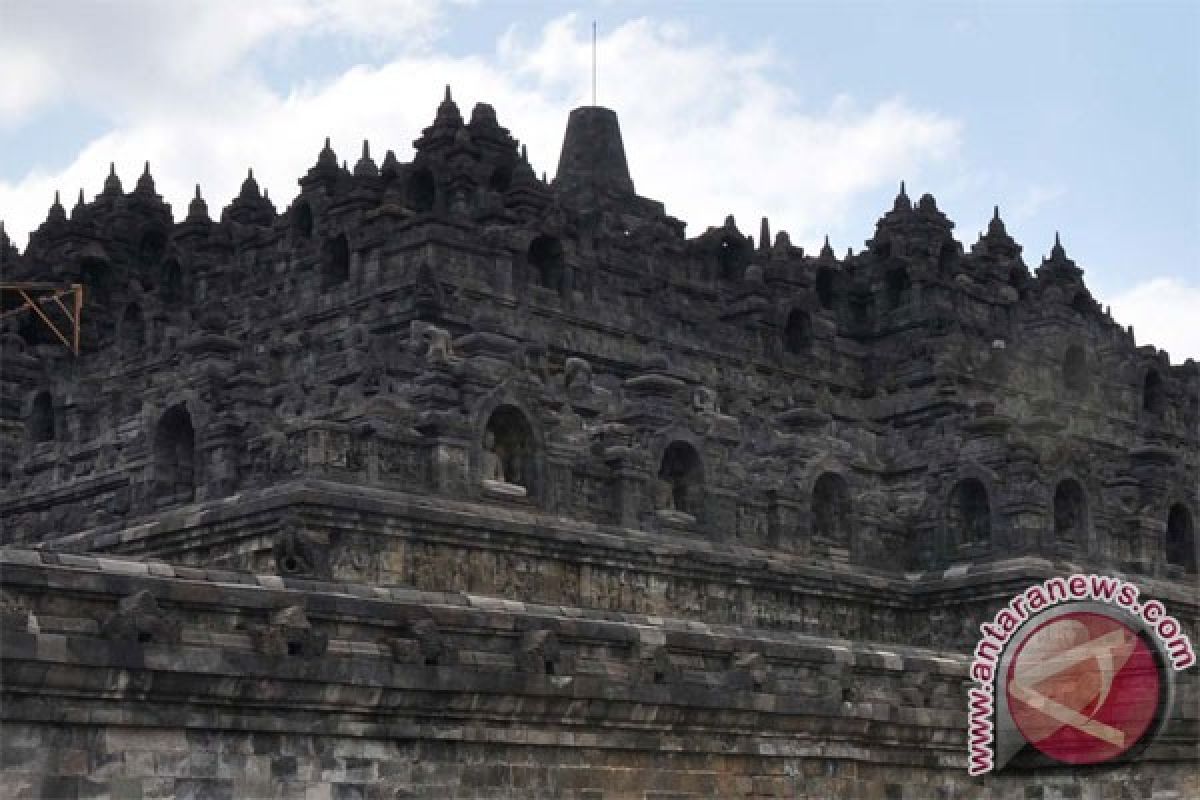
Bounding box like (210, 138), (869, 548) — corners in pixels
(28, 390), (54, 443)
(321, 234), (349, 288)
(488, 165), (512, 193)
(161, 258), (183, 304)
(482, 405), (537, 498)
(948, 478), (991, 548)
(815, 267), (835, 310)
(783, 309), (811, 354)
(657, 441), (703, 517)
(293, 201), (314, 239)
(407, 167), (436, 213)
(1142, 369), (1164, 415)
(1008, 267), (1026, 298)
(1165, 504), (1195, 574)
(528, 235), (564, 292)
(937, 242), (959, 273)
(811, 472), (851, 547)
(1052, 479), (1087, 549)
(1063, 344), (1088, 394)
(154, 405), (195, 501)
(138, 228), (167, 269)
(80, 257), (112, 307)
(884, 266), (911, 310)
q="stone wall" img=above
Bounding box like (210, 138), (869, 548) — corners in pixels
(2, 549), (1196, 799)
(3, 725), (1195, 799)
(1, 95), (1197, 797)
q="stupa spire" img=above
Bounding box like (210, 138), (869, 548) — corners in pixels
(135, 160), (156, 194)
(1051, 231), (1065, 260)
(48, 190), (66, 223)
(988, 205), (1007, 236)
(553, 105), (634, 196)
(819, 235), (835, 260)
(354, 139), (378, 178)
(102, 162), (123, 195)
(187, 184), (210, 223)
(238, 168), (260, 200)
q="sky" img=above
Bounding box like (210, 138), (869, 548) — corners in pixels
(1, 0), (1197, 362)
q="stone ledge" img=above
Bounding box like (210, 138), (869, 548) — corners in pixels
(0, 548), (973, 673)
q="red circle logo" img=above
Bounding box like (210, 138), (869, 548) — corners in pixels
(1006, 611), (1161, 765)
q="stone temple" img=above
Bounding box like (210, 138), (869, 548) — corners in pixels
(0, 91), (1196, 798)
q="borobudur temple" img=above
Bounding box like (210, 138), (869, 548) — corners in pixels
(0, 91), (1196, 799)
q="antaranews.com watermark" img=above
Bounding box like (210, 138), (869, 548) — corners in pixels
(967, 573), (1195, 775)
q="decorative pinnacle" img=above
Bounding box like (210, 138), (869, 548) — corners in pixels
(135, 160), (156, 193)
(432, 84), (463, 128)
(316, 136), (337, 169)
(239, 168), (260, 200)
(381, 149), (399, 174)
(893, 180), (911, 211)
(48, 190), (66, 222)
(103, 162), (123, 194)
(820, 235), (834, 259)
(187, 183), (210, 222)
(353, 139), (378, 178)
(759, 217), (770, 253)
(1051, 231), (1066, 259)
(987, 204), (1007, 236)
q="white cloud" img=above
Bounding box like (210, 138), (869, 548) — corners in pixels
(501, 16), (961, 248)
(1108, 278), (1200, 364)
(0, 0), (448, 123)
(1, 12), (962, 258)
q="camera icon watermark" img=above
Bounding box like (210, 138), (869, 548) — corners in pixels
(967, 574), (1194, 775)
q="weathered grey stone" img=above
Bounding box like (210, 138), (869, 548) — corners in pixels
(0, 93), (1195, 799)
(99, 590), (181, 644)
